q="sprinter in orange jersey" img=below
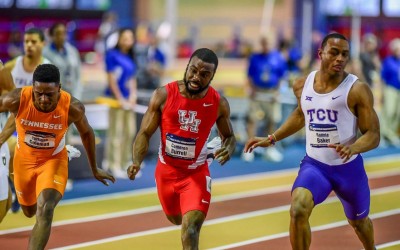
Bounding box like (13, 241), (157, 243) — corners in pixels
(0, 64), (115, 250)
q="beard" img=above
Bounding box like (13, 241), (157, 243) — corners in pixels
(183, 69), (212, 95)
(184, 78), (211, 95)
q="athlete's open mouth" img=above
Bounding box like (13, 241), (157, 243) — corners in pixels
(189, 82), (200, 90)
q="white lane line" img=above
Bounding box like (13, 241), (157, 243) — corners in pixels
(207, 209), (400, 250)
(59, 153), (400, 206)
(0, 185), (292, 236)
(48, 185), (400, 250)
(1, 169), (399, 235)
(0, 205), (162, 235)
(374, 240), (400, 249)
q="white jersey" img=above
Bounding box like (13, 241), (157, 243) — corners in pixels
(0, 112), (10, 200)
(301, 71), (358, 165)
(10, 56), (51, 88)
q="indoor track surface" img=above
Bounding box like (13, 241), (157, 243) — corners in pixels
(1, 145), (399, 250)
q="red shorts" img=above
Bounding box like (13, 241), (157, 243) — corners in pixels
(13, 149), (68, 206)
(155, 160), (212, 217)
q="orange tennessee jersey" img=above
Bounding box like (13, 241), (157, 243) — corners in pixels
(15, 86), (70, 157)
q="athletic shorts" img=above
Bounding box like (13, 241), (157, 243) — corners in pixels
(292, 154), (370, 220)
(0, 142), (10, 201)
(155, 160), (212, 217)
(13, 149), (68, 206)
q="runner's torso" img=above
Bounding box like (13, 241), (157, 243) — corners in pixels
(158, 81), (220, 169)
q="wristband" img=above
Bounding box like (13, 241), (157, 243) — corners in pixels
(268, 134), (276, 145)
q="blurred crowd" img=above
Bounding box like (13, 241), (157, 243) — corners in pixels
(239, 32), (400, 163)
(2, 12), (167, 178)
(238, 30), (400, 161)
(1, 11), (399, 172)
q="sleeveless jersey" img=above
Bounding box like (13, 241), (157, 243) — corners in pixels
(9, 56), (51, 87)
(301, 71), (358, 165)
(159, 81), (220, 168)
(15, 86), (71, 157)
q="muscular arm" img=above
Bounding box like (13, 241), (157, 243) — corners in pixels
(0, 65), (17, 144)
(132, 87), (165, 166)
(0, 115), (16, 146)
(69, 97), (115, 185)
(127, 87), (165, 180)
(244, 76), (306, 152)
(0, 65), (16, 94)
(331, 82), (380, 159)
(0, 88), (21, 114)
(351, 82), (380, 152)
(214, 96), (236, 165)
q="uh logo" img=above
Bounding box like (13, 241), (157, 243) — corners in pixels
(307, 109), (338, 123)
(178, 110), (201, 133)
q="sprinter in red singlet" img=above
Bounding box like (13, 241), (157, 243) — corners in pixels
(127, 48), (236, 249)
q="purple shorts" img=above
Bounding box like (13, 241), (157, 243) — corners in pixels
(292, 154), (370, 220)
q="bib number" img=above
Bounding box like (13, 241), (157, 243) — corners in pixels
(309, 123), (339, 148)
(24, 131), (56, 149)
(165, 133), (196, 160)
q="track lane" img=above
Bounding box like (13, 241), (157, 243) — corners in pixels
(0, 162), (398, 249)
(226, 213), (400, 250)
(54, 189), (400, 250)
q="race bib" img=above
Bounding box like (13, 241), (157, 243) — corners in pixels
(308, 123), (339, 148)
(165, 133), (196, 160)
(24, 131), (56, 149)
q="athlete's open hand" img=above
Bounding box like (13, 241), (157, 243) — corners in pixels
(328, 143), (355, 163)
(127, 164), (141, 181)
(214, 147), (231, 165)
(93, 168), (115, 186)
(244, 136), (273, 153)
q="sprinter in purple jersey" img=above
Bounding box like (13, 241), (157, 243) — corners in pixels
(244, 33), (380, 250)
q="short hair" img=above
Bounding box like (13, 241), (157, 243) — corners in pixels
(320, 33), (348, 49)
(49, 23), (66, 36)
(25, 27), (45, 41)
(189, 48), (219, 72)
(33, 64), (60, 84)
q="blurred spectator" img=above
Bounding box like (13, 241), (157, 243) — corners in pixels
(43, 22), (82, 100)
(95, 11), (119, 56)
(358, 33), (385, 146)
(146, 32), (166, 86)
(4, 27), (50, 87)
(226, 26), (242, 58)
(308, 30), (324, 71)
(279, 38), (303, 75)
(177, 40), (193, 58)
(360, 33), (382, 88)
(214, 42), (227, 58)
(7, 30), (23, 60)
(103, 28), (137, 178)
(134, 25), (166, 93)
(380, 38), (400, 147)
(278, 38), (304, 146)
(4, 27), (50, 212)
(242, 36), (287, 162)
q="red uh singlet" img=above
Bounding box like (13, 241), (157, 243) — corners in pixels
(159, 81), (220, 169)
